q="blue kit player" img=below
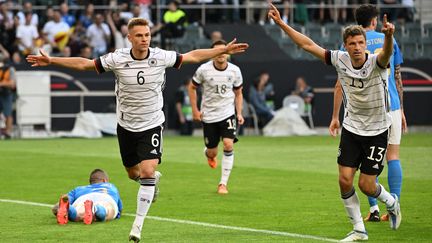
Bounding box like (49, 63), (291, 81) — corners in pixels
(52, 169), (123, 225)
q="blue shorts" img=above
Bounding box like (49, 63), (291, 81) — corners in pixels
(0, 93), (13, 116)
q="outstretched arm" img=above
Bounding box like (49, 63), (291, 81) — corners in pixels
(26, 49), (96, 71)
(377, 14), (394, 68)
(268, 3), (325, 62)
(182, 38), (249, 64)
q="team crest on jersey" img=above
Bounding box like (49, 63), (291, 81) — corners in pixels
(360, 68), (368, 77)
(149, 58), (157, 67)
(228, 76), (232, 82)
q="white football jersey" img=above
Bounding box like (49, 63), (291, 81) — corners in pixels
(326, 50), (391, 136)
(95, 47), (182, 132)
(193, 61), (243, 123)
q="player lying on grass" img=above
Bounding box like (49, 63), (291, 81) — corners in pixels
(268, 2), (401, 241)
(52, 169), (122, 225)
(28, 17), (248, 242)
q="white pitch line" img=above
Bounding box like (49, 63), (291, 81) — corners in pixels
(1, 199), (339, 242)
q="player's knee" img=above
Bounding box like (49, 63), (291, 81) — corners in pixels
(358, 180), (375, 196)
(206, 148), (218, 158)
(223, 144), (233, 152)
(338, 176), (353, 191)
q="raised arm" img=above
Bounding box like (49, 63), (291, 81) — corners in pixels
(182, 38), (248, 64)
(268, 3), (326, 62)
(26, 49), (96, 71)
(377, 14), (394, 68)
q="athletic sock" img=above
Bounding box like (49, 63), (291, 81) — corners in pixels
(68, 206), (77, 221)
(388, 160), (402, 199)
(220, 150), (234, 186)
(372, 183), (396, 208)
(341, 187), (365, 232)
(94, 204), (107, 221)
(132, 178), (155, 233)
(368, 177), (379, 212)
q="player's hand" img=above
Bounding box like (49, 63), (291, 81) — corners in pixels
(225, 38), (249, 55)
(26, 49), (51, 67)
(381, 14), (395, 37)
(401, 110), (408, 133)
(192, 110), (202, 122)
(329, 118), (340, 137)
(268, 2), (282, 24)
(237, 114), (245, 125)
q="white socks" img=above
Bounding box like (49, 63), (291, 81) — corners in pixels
(220, 150), (234, 186)
(341, 188), (365, 232)
(132, 179), (155, 234)
(374, 184), (396, 207)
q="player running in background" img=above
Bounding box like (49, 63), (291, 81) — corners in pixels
(52, 169), (122, 225)
(268, 3), (401, 241)
(27, 18), (248, 242)
(188, 39), (244, 195)
(329, 4), (406, 222)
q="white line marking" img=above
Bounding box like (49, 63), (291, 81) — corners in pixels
(0, 198), (339, 242)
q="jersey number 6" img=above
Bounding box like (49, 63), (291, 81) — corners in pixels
(137, 71), (145, 85)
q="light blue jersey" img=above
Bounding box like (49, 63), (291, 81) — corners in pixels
(67, 182), (123, 218)
(340, 30), (403, 110)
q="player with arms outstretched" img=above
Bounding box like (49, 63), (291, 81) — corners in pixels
(268, 3), (401, 241)
(188, 39), (244, 194)
(329, 4), (406, 222)
(27, 18), (248, 242)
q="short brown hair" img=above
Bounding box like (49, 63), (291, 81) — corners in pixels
(89, 169), (109, 184)
(211, 39), (227, 48)
(127, 18), (150, 30)
(343, 25), (366, 43)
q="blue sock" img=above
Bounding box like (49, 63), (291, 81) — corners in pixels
(388, 160), (402, 199)
(94, 205), (106, 222)
(368, 177), (379, 209)
(68, 206), (77, 221)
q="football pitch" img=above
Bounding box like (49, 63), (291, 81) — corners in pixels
(0, 133), (431, 242)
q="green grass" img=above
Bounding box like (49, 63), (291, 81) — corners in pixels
(0, 134), (431, 242)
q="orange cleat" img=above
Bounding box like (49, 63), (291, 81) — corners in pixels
(57, 195), (69, 225)
(381, 213), (389, 221)
(217, 184), (228, 194)
(207, 157), (218, 169)
(83, 200), (94, 225)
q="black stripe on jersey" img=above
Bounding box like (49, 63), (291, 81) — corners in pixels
(349, 103), (384, 110)
(376, 59), (389, 69)
(349, 117), (387, 124)
(94, 58), (105, 73)
(340, 60), (354, 73)
(192, 80), (200, 87)
(342, 122), (388, 131)
(346, 109), (383, 117)
(233, 84), (243, 90)
(173, 53), (183, 69)
(341, 84), (348, 108)
(325, 50), (332, 65)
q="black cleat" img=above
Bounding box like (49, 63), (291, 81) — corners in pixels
(364, 210), (380, 222)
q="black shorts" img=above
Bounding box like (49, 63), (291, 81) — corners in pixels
(202, 114), (238, 148)
(117, 124), (163, 168)
(338, 127), (388, 176)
